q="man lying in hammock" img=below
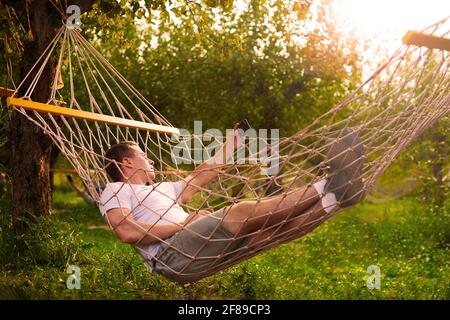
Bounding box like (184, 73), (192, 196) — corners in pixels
(100, 127), (365, 283)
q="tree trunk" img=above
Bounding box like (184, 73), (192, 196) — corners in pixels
(9, 0), (58, 232)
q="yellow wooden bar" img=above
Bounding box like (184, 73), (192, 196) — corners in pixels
(0, 87), (15, 97)
(6, 97), (180, 135)
(402, 31), (450, 51)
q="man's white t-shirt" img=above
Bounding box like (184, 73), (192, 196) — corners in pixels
(99, 181), (188, 259)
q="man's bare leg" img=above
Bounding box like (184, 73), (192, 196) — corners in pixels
(214, 199), (336, 269)
(245, 198), (336, 248)
(222, 182), (323, 236)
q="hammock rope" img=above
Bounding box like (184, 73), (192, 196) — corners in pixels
(4, 16), (450, 282)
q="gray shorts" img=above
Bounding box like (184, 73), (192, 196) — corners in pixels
(151, 208), (248, 283)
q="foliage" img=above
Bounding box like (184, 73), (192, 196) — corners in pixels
(0, 0), (360, 172)
(90, 0), (362, 135)
(0, 0), (447, 300)
(406, 118), (449, 208)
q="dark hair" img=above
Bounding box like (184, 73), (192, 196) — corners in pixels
(104, 141), (139, 182)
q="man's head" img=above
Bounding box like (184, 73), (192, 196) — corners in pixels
(104, 141), (155, 184)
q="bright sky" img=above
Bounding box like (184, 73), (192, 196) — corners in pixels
(330, 0), (450, 77)
(333, 0), (450, 53)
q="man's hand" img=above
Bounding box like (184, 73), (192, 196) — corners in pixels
(178, 122), (248, 204)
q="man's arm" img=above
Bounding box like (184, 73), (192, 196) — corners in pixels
(105, 208), (201, 245)
(178, 125), (243, 204)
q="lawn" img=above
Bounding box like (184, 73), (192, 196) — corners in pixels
(1, 182), (448, 300)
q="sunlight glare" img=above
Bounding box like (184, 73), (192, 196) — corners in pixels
(334, 0), (450, 47)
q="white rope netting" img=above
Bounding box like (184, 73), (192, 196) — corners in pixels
(6, 17), (449, 282)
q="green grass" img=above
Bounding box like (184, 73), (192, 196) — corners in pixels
(0, 187), (449, 299)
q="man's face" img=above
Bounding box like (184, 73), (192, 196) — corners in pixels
(124, 146), (155, 182)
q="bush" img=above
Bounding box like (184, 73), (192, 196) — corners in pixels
(408, 119), (449, 209)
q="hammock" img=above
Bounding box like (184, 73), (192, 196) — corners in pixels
(5, 16), (450, 283)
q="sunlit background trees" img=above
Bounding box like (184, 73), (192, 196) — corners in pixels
(0, 0), (448, 299)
